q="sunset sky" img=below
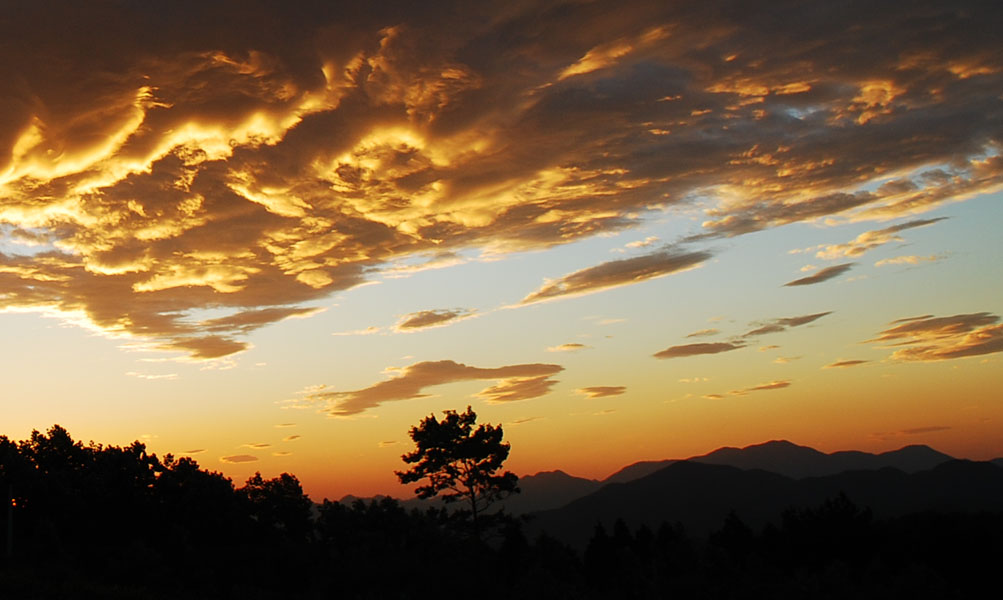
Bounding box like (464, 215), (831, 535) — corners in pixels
(2, 0), (1001, 500)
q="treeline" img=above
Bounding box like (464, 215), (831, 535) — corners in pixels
(1, 426), (1000, 599)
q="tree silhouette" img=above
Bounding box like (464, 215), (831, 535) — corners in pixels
(396, 406), (518, 538)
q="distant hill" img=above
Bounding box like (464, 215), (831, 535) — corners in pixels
(528, 459), (1003, 548)
(499, 470), (601, 514)
(992, 458), (1003, 469)
(603, 440), (954, 483)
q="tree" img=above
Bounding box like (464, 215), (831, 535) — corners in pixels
(396, 406), (518, 538)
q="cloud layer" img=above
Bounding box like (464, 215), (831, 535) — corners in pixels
(1, 1), (1000, 357)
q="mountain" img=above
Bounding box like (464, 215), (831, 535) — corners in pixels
(528, 459), (1003, 548)
(498, 470), (601, 514)
(602, 440), (954, 483)
(991, 458), (1003, 469)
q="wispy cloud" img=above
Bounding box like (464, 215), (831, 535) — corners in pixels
(220, 454), (258, 464)
(784, 264), (855, 287)
(298, 360), (564, 416)
(653, 341), (745, 359)
(730, 380), (791, 396)
(576, 386), (627, 398)
(867, 313), (1003, 361)
(815, 218), (947, 259)
(874, 254), (943, 267)
(283, 435), (301, 442)
(521, 248), (712, 305)
(742, 312), (832, 337)
(824, 359), (870, 368)
(394, 308), (476, 332)
(547, 343), (590, 353)
(685, 328), (719, 338)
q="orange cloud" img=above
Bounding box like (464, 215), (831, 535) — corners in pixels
(824, 359), (870, 369)
(298, 360), (564, 416)
(815, 218), (946, 260)
(547, 343), (590, 353)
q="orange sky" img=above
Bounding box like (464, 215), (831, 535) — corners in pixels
(1, 1), (1001, 500)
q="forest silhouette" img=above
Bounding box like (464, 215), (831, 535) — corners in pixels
(2, 423), (1002, 599)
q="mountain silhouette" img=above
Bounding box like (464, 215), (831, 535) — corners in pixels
(603, 440), (954, 483)
(528, 458), (1003, 548)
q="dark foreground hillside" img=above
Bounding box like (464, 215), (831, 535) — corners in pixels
(2, 426), (1002, 599)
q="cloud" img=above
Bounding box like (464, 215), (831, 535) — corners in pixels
(685, 328), (719, 338)
(576, 386), (627, 398)
(824, 359), (870, 368)
(1, 2), (1000, 359)
(299, 360), (564, 416)
(874, 254), (942, 267)
(815, 218), (947, 259)
(703, 394), (725, 400)
(773, 356), (800, 364)
(332, 326), (382, 337)
(274, 423), (296, 428)
(242, 443), (271, 449)
(477, 375), (561, 403)
(272, 451), (292, 457)
(394, 308), (476, 332)
(520, 248), (712, 305)
(377, 440), (397, 448)
(547, 343), (590, 353)
(283, 435), (301, 442)
(730, 380), (791, 396)
(784, 264), (855, 286)
(870, 425), (952, 440)
(182, 449), (205, 455)
(867, 313), (1003, 361)
(742, 311), (832, 337)
(758, 345), (780, 352)
(654, 341), (745, 359)
(125, 371), (178, 380)
(625, 236), (660, 249)
(509, 416), (543, 426)
(220, 454), (258, 464)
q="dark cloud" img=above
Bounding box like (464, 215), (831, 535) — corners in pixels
(394, 308), (476, 331)
(867, 312), (1003, 361)
(576, 386), (627, 398)
(824, 359), (870, 368)
(784, 264), (855, 287)
(299, 359), (564, 416)
(742, 311), (832, 337)
(521, 248), (712, 305)
(1, 1), (1000, 357)
(654, 341), (745, 359)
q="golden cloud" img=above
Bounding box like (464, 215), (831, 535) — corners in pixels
(867, 313), (1003, 361)
(742, 312), (832, 337)
(298, 359), (564, 416)
(1, 2), (999, 359)
(219, 454), (258, 464)
(815, 217), (946, 260)
(547, 343), (590, 353)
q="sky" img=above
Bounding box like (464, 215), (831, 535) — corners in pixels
(1, 0), (1001, 500)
